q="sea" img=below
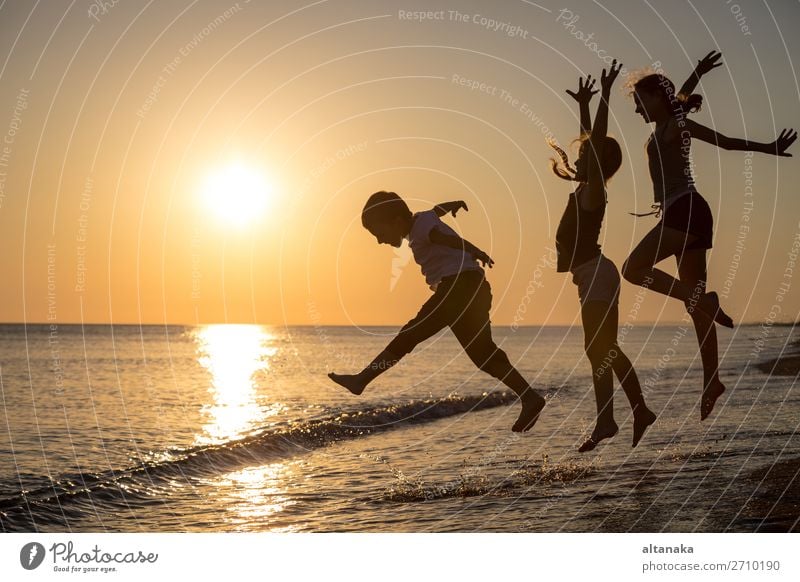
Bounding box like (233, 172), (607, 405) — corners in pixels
(0, 323), (797, 532)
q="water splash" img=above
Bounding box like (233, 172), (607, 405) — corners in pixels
(383, 454), (598, 502)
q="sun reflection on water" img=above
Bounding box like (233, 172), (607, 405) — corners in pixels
(212, 463), (298, 531)
(194, 324), (279, 446)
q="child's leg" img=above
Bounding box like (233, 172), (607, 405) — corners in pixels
(328, 291), (449, 395)
(582, 301), (657, 449)
(609, 349), (643, 409)
(450, 278), (545, 432)
(622, 225), (733, 327)
(328, 349), (401, 395)
(595, 303), (646, 409)
(579, 300), (620, 450)
(676, 249), (726, 420)
(610, 348), (657, 448)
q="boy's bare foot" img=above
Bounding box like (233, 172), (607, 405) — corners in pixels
(578, 421), (619, 453)
(632, 407), (657, 448)
(328, 372), (367, 395)
(697, 292), (734, 328)
(701, 379), (726, 420)
(512, 391), (546, 432)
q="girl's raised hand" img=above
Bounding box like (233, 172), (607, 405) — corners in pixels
(600, 60), (622, 92)
(695, 50), (723, 77)
(773, 128), (797, 157)
(566, 75), (598, 104)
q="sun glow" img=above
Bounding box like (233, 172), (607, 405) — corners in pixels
(201, 162), (272, 226)
(194, 324), (280, 445)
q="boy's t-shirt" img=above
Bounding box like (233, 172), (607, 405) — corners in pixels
(407, 210), (483, 289)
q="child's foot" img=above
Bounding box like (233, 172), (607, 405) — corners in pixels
(632, 407), (657, 448)
(701, 379), (726, 421)
(512, 391), (546, 432)
(328, 373), (367, 395)
(697, 292), (734, 328)
(578, 421), (619, 453)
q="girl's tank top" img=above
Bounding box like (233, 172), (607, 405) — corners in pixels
(556, 184), (605, 273)
(647, 118), (696, 209)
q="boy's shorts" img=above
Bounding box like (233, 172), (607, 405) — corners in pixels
(570, 253), (620, 307)
(386, 269), (493, 358)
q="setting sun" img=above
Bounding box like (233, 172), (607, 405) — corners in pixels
(201, 162), (272, 226)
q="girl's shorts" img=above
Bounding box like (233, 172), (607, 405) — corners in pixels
(571, 253), (620, 307)
(660, 191), (714, 251)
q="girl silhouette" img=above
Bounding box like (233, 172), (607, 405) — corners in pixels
(622, 52), (797, 420)
(552, 60), (656, 452)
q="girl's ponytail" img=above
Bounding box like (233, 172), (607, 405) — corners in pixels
(548, 138), (577, 181)
(678, 92), (703, 113)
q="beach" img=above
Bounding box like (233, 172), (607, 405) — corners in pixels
(746, 334), (800, 532)
(1, 323), (798, 532)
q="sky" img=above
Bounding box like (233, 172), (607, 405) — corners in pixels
(0, 0), (799, 326)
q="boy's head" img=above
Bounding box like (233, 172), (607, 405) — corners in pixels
(361, 191), (413, 247)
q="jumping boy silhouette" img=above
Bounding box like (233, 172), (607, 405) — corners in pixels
(329, 192), (547, 432)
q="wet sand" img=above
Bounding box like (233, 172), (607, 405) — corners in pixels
(756, 338), (800, 376)
(734, 339), (800, 532)
(732, 458), (800, 532)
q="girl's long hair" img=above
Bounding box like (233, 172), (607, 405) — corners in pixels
(628, 72), (703, 115)
(548, 136), (582, 181)
(549, 135), (622, 184)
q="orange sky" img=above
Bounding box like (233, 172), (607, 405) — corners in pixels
(1, 0), (799, 326)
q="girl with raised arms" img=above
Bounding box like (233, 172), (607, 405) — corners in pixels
(551, 60), (657, 452)
(622, 51), (796, 420)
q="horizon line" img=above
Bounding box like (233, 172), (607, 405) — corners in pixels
(0, 320), (793, 328)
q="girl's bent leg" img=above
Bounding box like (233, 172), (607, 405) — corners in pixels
(621, 224), (699, 299)
(623, 225), (733, 327)
(677, 249), (727, 420)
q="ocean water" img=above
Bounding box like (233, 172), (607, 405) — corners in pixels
(0, 322), (797, 532)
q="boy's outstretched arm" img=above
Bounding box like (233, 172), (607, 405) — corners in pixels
(434, 200), (468, 218)
(678, 50), (722, 97)
(429, 227), (494, 267)
(686, 120), (797, 156)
